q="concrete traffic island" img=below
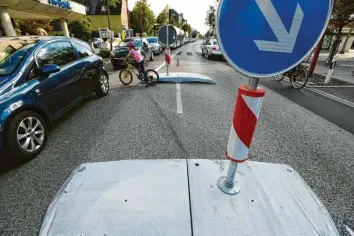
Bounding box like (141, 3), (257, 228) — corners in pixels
(159, 72), (216, 84)
(39, 159), (339, 236)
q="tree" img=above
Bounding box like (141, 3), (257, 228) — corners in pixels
(169, 12), (178, 27)
(130, 0), (156, 35)
(205, 5), (216, 37)
(14, 19), (52, 35)
(68, 19), (91, 41)
(326, 0), (354, 64)
(182, 23), (192, 35)
(156, 12), (168, 24)
(191, 29), (198, 38)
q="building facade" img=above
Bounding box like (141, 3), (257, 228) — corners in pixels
(81, 0), (129, 35)
(0, 0), (86, 37)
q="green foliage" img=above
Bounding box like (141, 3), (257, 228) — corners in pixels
(91, 30), (100, 38)
(14, 19), (52, 35)
(199, 34), (203, 39)
(99, 48), (111, 58)
(191, 29), (198, 38)
(182, 23), (192, 35)
(156, 12), (168, 24)
(71, 0), (120, 7)
(130, 0), (156, 35)
(106, 0), (121, 7)
(169, 12), (181, 27)
(68, 19), (92, 41)
(205, 5), (216, 36)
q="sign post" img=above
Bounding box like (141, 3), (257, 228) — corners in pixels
(216, 0), (332, 194)
(158, 25), (177, 75)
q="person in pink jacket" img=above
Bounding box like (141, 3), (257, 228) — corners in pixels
(125, 41), (154, 87)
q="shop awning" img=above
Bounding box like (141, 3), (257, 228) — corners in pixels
(1, 0), (86, 19)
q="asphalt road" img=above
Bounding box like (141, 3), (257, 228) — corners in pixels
(0, 41), (353, 235)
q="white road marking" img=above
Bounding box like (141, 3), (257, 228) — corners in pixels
(305, 87), (354, 108)
(276, 76), (354, 108)
(154, 47), (184, 72)
(155, 63), (166, 72)
(176, 83), (183, 114)
(346, 224), (354, 236)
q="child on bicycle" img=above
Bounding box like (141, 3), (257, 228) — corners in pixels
(125, 41), (154, 87)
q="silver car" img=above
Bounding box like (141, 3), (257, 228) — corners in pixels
(201, 39), (223, 60)
(147, 37), (162, 55)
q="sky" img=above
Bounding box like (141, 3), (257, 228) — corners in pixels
(127, 0), (217, 33)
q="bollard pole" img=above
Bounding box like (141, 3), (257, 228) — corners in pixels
(324, 54), (338, 84)
(217, 77), (264, 195)
(166, 25), (169, 76)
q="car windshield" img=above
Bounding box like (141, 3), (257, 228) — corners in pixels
(0, 42), (35, 76)
(119, 39), (142, 48)
(148, 38), (157, 44)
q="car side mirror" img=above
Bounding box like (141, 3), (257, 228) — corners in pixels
(40, 64), (60, 76)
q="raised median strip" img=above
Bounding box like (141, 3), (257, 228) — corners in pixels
(159, 72), (216, 84)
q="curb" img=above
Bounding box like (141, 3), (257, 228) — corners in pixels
(275, 77), (354, 108)
(304, 87), (354, 108)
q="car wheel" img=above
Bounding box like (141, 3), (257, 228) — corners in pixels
(96, 72), (109, 97)
(5, 110), (48, 162)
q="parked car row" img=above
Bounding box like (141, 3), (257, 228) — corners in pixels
(185, 38), (198, 44)
(0, 36), (109, 162)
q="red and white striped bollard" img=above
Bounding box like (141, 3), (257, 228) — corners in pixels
(165, 47), (171, 75)
(217, 77), (265, 195)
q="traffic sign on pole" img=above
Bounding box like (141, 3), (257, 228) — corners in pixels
(158, 25), (177, 46)
(217, 0), (333, 77)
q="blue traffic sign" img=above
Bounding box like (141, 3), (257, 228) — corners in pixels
(217, 0), (332, 77)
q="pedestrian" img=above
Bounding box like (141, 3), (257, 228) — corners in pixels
(124, 41), (154, 87)
(37, 28), (48, 36)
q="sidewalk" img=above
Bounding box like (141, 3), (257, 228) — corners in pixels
(304, 62), (354, 84)
(309, 49), (354, 63)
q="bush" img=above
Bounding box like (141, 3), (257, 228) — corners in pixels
(68, 19), (91, 41)
(91, 30), (99, 38)
(99, 48), (111, 58)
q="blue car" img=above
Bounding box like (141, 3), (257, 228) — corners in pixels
(0, 36), (109, 161)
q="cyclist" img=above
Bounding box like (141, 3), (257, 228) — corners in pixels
(125, 41), (154, 87)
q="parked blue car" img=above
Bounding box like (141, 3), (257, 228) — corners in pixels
(0, 36), (109, 161)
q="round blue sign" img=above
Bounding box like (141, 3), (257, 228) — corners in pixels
(217, 0), (332, 77)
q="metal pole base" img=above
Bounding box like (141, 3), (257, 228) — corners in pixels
(217, 176), (240, 195)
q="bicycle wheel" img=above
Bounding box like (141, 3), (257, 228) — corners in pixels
(291, 68), (308, 90)
(274, 74), (285, 82)
(146, 69), (159, 83)
(119, 69), (133, 85)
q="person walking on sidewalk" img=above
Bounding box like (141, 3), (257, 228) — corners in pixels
(125, 41), (154, 87)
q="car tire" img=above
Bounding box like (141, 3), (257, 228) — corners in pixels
(5, 110), (48, 162)
(96, 72), (109, 97)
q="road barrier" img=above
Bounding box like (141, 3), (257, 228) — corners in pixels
(217, 78), (265, 195)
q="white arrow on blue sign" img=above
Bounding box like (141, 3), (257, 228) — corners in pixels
(217, 0), (333, 77)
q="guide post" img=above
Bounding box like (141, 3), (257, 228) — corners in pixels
(216, 0), (332, 194)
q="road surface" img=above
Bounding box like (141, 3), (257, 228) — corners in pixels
(0, 40), (353, 235)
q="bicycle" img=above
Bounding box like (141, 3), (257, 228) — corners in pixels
(119, 60), (159, 86)
(274, 64), (309, 90)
